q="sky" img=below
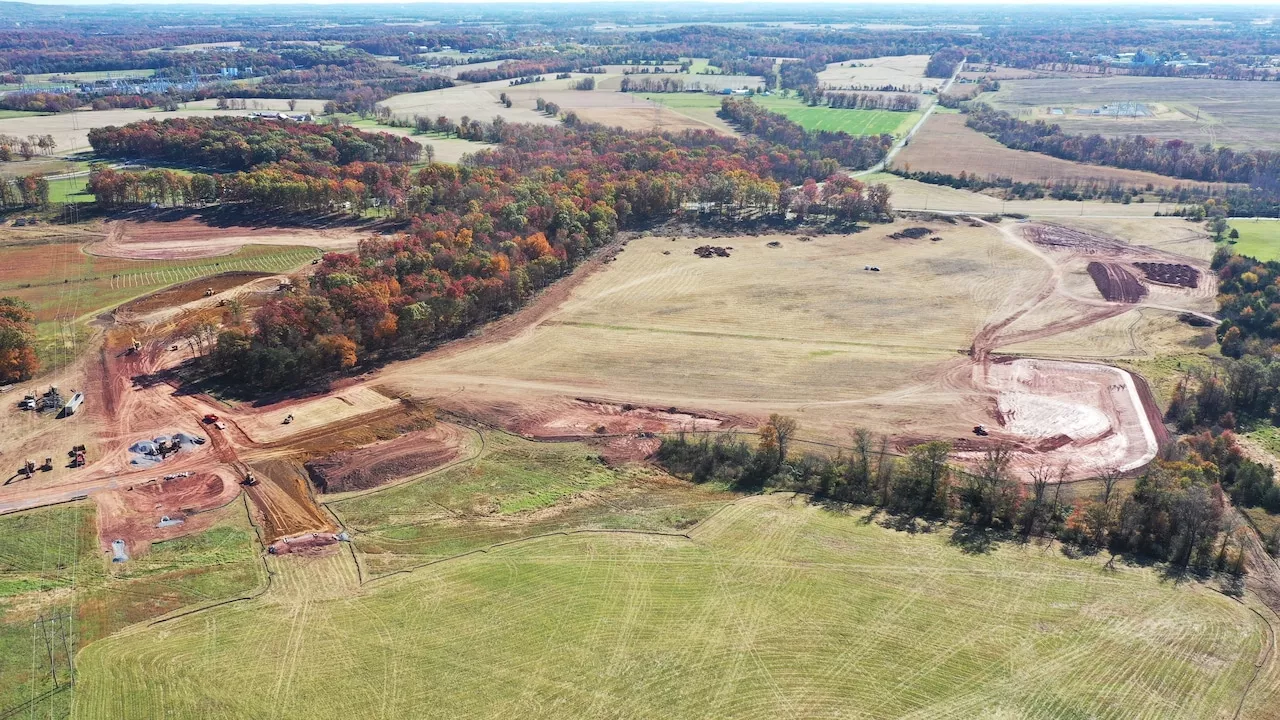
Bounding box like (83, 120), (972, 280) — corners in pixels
(13, 0), (1280, 5)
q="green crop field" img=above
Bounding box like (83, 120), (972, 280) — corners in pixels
(1225, 220), (1280, 261)
(640, 93), (919, 136)
(0, 241), (322, 367)
(71, 493), (1271, 719)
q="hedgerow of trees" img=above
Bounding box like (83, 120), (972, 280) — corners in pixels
(660, 416), (1263, 572)
(966, 104), (1280, 185)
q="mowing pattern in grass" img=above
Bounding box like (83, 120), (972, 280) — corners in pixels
(1225, 221), (1280, 262)
(0, 502), (265, 719)
(330, 431), (734, 576)
(640, 93), (919, 136)
(73, 494), (1268, 719)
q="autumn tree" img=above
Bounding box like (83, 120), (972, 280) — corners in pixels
(0, 297), (38, 383)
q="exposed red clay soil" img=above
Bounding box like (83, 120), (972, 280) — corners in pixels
(508, 398), (738, 439)
(94, 471), (240, 555)
(120, 271), (273, 315)
(305, 425), (463, 493)
(1134, 262), (1199, 288)
(1087, 261), (1149, 303)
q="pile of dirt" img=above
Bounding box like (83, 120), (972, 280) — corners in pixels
(694, 245), (731, 258)
(268, 532), (344, 555)
(890, 227), (933, 240)
(305, 427), (461, 493)
(1087, 262), (1148, 303)
(1134, 262), (1199, 288)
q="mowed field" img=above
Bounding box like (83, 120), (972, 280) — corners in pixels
(893, 113), (1199, 188)
(984, 76), (1280, 150)
(374, 218), (1211, 453)
(643, 92), (920, 136)
(1225, 219), (1280, 261)
(72, 494), (1274, 719)
(817, 54), (940, 90)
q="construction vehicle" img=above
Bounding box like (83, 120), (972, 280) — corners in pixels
(202, 413), (219, 424)
(125, 339), (142, 356)
(22, 460), (35, 478)
(40, 457), (53, 472)
(242, 471), (258, 487)
(973, 425), (989, 437)
(203, 287), (215, 297)
(70, 450), (86, 468)
(39, 387), (64, 413)
(282, 414), (294, 425)
(18, 395), (35, 410)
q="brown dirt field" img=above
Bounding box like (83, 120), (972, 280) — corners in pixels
(244, 457), (336, 542)
(90, 218), (369, 260)
(119, 271), (274, 315)
(93, 471), (241, 555)
(1087, 262), (1148, 303)
(305, 424), (463, 494)
(570, 105), (725, 134)
(893, 113), (1193, 189)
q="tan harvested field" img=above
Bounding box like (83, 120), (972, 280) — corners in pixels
(233, 386), (400, 444)
(380, 82), (740, 135)
(818, 54), (938, 90)
(984, 75), (1280, 150)
(0, 100), (329, 154)
(373, 218), (1211, 477)
(378, 83), (563, 127)
(894, 113), (1197, 189)
(91, 217), (373, 260)
(865, 173), (1181, 217)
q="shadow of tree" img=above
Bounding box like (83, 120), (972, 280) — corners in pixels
(949, 525), (1003, 554)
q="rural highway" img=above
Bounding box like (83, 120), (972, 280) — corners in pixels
(853, 60), (964, 177)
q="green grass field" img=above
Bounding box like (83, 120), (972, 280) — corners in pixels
(640, 92), (919, 136)
(71, 493), (1271, 719)
(0, 110), (52, 120)
(1225, 220), (1280, 261)
(330, 431), (735, 575)
(0, 501), (264, 718)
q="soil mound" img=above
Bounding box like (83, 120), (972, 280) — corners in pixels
(1087, 262), (1148, 303)
(1134, 262), (1199, 288)
(694, 245), (731, 258)
(890, 227), (932, 240)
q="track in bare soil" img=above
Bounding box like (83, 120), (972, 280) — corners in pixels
(1087, 261), (1149, 303)
(119, 271), (273, 315)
